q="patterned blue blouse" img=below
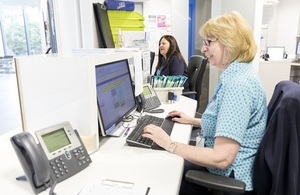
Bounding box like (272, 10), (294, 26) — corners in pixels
(201, 61), (268, 191)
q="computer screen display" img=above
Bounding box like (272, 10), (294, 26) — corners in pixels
(95, 59), (136, 136)
(143, 85), (152, 96)
(296, 41), (300, 56)
(267, 46), (285, 59)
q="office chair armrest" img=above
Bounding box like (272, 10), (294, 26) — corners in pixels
(185, 170), (246, 193)
(195, 111), (202, 118)
(182, 91), (197, 97)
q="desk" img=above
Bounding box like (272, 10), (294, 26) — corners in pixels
(0, 95), (197, 195)
(291, 62), (300, 67)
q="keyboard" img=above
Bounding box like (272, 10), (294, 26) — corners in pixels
(126, 115), (175, 150)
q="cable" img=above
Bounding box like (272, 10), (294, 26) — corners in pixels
(137, 108), (144, 124)
(122, 114), (134, 122)
(45, 47), (52, 54)
(49, 180), (57, 195)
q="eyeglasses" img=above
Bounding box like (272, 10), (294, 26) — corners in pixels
(203, 39), (218, 46)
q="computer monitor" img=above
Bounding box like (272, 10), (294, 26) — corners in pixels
(95, 59), (137, 136)
(266, 46), (285, 60)
(295, 41), (300, 60)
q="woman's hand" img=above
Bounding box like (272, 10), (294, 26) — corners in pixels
(142, 124), (173, 150)
(166, 110), (200, 126)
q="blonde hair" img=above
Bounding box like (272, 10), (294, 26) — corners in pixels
(199, 11), (257, 63)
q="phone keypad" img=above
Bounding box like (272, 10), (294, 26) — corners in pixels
(49, 147), (91, 183)
(50, 157), (69, 179)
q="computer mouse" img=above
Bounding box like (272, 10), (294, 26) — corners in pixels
(165, 114), (180, 120)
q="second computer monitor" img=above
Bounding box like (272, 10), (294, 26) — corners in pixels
(295, 41), (300, 61)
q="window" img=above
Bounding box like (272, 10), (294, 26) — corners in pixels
(0, 6), (45, 56)
(0, 2), (47, 135)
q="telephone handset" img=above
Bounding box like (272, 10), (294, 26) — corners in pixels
(136, 92), (146, 112)
(11, 132), (52, 194)
(11, 121), (92, 194)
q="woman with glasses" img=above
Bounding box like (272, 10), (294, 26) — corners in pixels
(142, 11), (267, 195)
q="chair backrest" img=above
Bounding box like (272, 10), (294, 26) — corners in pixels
(186, 55), (208, 111)
(253, 80), (300, 195)
(194, 56), (208, 104)
(187, 55), (207, 92)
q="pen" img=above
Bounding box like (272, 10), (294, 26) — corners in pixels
(123, 127), (131, 137)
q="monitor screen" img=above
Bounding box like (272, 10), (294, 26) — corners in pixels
(143, 85), (152, 96)
(296, 41), (300, 56)
(95, 59), (136, 136)
(267, 46), (285, 59)
(41, 128), (70, 153)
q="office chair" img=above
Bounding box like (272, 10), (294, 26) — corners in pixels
(182, 55), (208, 111)
(185, 80), (300, 195)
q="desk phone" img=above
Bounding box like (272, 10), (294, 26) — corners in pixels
(142, 83), (161, 111)
(11, 121), (91, 194)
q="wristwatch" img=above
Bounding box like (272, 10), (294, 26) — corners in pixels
(168, 142), (177, 154)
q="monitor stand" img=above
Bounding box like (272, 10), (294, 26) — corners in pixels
(107, 122), (127, 137)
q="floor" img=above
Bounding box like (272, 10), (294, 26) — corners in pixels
(0, 73), (21, 135)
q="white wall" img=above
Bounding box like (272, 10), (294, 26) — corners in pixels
(194, 0), (211, 54)
(263, 0), (300, 56)
(143, 0), (171, 53)
(52, 0), (82, 53)
(276, 0), (300, 55)
(208, 0), (263, 99)
(143, 0), (189, 62)
(78, 0), (102, 49)
(212, 0), (263, 49)
(170, 0), (189, 62)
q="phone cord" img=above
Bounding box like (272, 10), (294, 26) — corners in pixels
(49, 180), (57, 195)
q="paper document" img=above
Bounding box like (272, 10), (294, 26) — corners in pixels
(78, 178), (150, 195)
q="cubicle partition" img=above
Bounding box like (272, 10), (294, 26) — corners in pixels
(258, 59), (292, 103)
(14, 52), (133, 152)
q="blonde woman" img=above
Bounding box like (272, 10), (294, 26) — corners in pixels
(143, 11), (267, 195)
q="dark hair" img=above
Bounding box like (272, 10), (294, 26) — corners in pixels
(156, 35), (187, 71)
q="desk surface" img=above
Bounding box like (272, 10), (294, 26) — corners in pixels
(291, 62), (300, 66)
(0, 95), (197, 195)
